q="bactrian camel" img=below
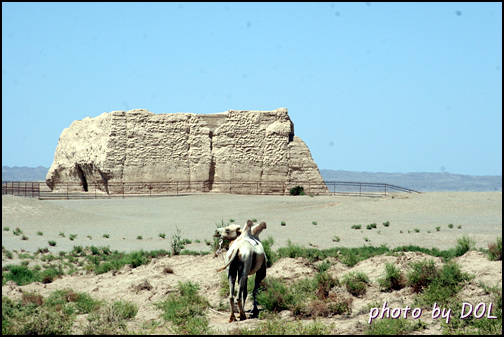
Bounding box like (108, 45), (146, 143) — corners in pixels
(216, 220), (267, 322)
(214, 221), (267, 256)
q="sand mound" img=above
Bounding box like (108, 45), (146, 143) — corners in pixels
(3, 249), (501, 334)
(267, 257), (317, 281)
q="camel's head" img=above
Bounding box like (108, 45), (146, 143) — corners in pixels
(214, 224), (241, 241)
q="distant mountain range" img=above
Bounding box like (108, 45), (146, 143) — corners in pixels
(2, 166), (49, 182)
(2, 166), (501, 192)
(320, 169), (501, 192)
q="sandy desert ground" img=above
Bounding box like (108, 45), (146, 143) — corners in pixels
(2, 192), (502, 334)
(2, 191), (502, 253)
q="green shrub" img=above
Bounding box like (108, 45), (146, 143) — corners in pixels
(315, 260), (332, 273)
(328, 296), (353, 315)
(90, 245), (101, 255)
(75, 292), (103, 314)
(378, 263), (406, 291)
(414, 262), (471, 308)
(315, 271), (339, 299)
(488, 237), (502, 261)
(392, 245), (457, 261)
(83, 303), (128, 334)
(455, 235), (476, 256)
(340, 252), (359, 267)
(407, 259), (439, 293)
(155, 281), (211, 334)
(171, 227), (184, 255)
(276, 240), (309, 259)
(15, 306), (74, 335)
(383, 221), (390, 227)
(112, 300), (138, 320)
(41, 267), (64, 284)
(36, 247), (49, 254)
(366, 318), (426, 335)
(261, 235), (277, 267)
(4, 249), (14, 259)
(256, 277), (297, 313)
(46, 289), (102, 315)
(72, 245), (83, 254)
(234, 316), (332, 335)
(181, 238), (192, 245)
(289, 185), (305, 196)
(341, 272), (369, 297)
(4, 265), (36, 285)
(126, 250), (147, 268)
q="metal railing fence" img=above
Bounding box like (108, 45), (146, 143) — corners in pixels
(2, 181), (40, 198)
(3, 180), (419, 200)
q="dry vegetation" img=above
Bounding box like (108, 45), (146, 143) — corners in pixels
(2, 235), (501, 335)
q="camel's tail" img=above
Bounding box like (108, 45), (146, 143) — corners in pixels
(216, 245), (239, 273)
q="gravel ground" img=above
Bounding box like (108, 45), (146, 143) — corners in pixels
(2, 191), (502, 254)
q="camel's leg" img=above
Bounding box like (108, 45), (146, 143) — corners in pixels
(228, 268), (238, 323)
(237, 269), (248, 320)
(237, 298), (247, 321)
(229, 298), (236, 322)
(251, 260), (266, 318)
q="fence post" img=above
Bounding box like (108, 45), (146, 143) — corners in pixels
(122, 182), (125, 198)
(66, 183), (69, 199)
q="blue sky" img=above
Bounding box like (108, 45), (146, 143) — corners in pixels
(2, 2), (502, 176)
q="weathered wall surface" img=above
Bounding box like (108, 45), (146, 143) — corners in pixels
(46, 108), (329, 195)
